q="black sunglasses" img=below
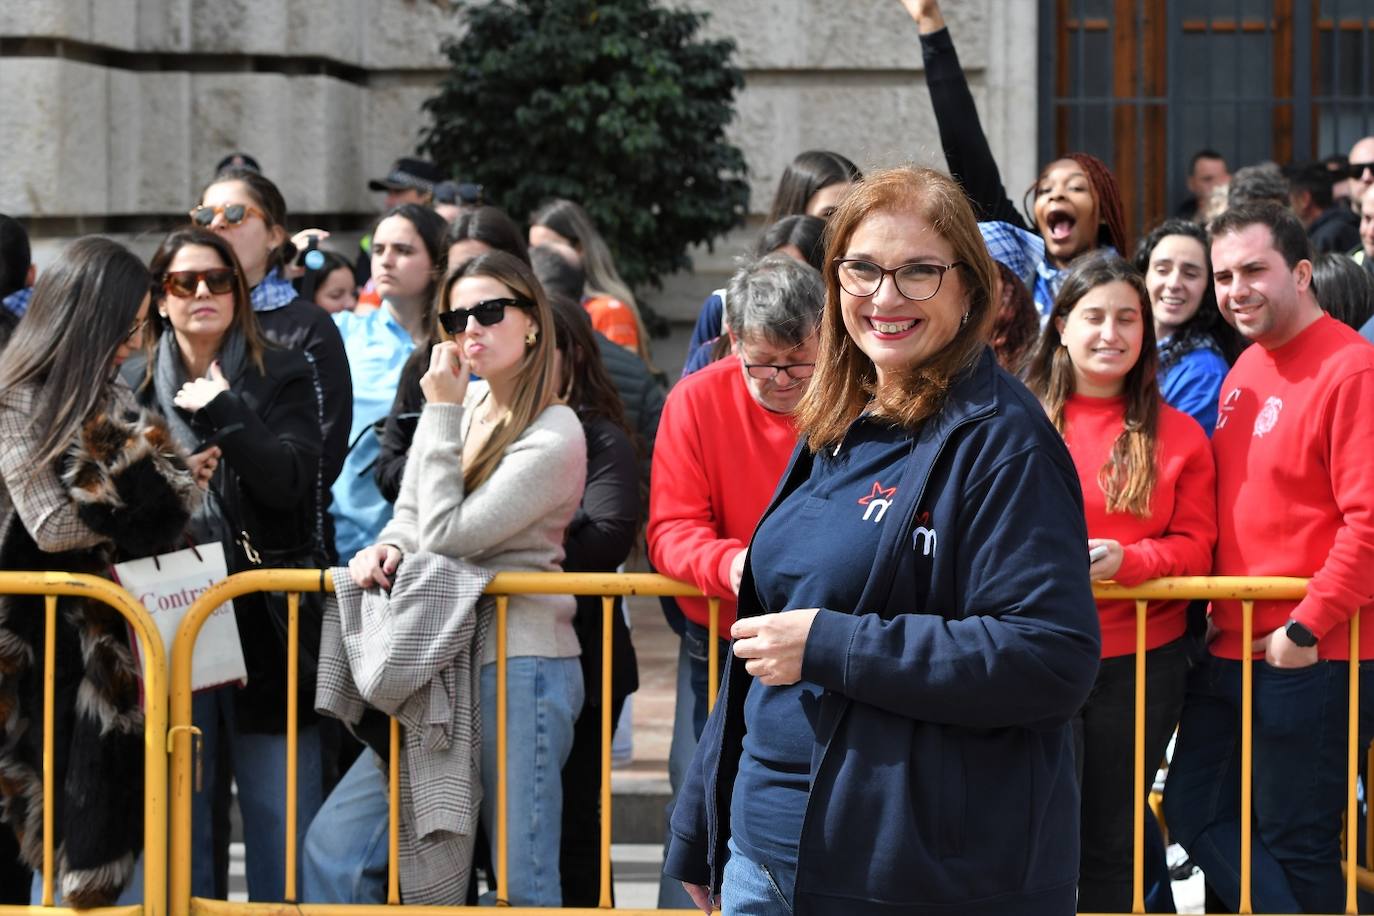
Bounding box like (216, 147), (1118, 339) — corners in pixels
(438, 297), (534, 334)
(1351, 161), (1374, 180)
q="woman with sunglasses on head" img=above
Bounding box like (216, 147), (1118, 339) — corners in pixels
(1025, 252), (1217, 912)
(665, 167), (1100, 915)
(329, 204), (448, 562)
(1133, 219), (1242, 435)
(196, 168), (351, 524)
(373, 211), (530, 504)
(0, 237), (202, 908)
(124, 227), (326, 904)
(902, 0), (1128, 318)
(303, 252), (586, 906)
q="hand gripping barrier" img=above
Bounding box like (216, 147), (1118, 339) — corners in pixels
(166, 571), (1372, 915)
(0, 571), (168, 916)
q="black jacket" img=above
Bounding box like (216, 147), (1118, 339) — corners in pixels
(563, 415), (640, 704)
(596, 332), (664, 471)
(254, 298), (353, 492)
(129, 347), (326, 733)
(1308, 205), (1361, 255)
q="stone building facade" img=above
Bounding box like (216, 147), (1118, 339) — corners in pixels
(0, 0), (1038, 325)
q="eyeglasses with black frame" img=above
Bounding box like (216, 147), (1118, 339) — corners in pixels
(438, 297), (534, 334)
(740, 360), (815, 382)
(833, 258), (964, 301)
(189, 203), (268, 228)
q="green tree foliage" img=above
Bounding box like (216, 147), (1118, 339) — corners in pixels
(420, 0), (749, 292)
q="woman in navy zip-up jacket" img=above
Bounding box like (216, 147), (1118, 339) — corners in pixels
(663, 167), (1101, 916)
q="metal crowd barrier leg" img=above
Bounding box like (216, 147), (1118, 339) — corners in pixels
(496, 594), (510, 906)
(285, 592), (300, 903)
(41, 595), (56, 908)
(599, 595), (614, 909)
(707, 597), (720, 712)
(1132, 598), (1147, 915)
(387, 718), (400, 906)
(1346, 614), (1361, 915)
(1240, 598), (1254, 914)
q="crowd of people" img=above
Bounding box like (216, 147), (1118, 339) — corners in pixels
(0, 1), (1373, 913)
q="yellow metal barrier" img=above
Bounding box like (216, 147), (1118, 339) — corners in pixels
(168, 571), (1374, 915)
(168, 570), (704, 916)
(0, 571), (168, 916)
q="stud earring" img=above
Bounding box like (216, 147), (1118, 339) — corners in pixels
(526, 328), (538, 346)
(960, 311), (970, 327)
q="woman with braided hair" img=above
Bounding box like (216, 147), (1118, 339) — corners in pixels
(902, 0), (1129, 317)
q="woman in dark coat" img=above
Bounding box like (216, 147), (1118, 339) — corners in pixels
(126, 227), (324, 903)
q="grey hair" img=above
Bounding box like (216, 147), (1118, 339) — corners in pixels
(725, 253), (824, 348)
(1226, 162), (1289, 210)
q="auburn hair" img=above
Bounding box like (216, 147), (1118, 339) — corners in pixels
(794, 167), (997, 451)
(1025, 251), (1159, 517)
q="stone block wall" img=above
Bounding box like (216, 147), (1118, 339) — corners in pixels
(0, 0), (1039, 322)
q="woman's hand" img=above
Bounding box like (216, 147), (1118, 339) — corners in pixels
(1087, 538), (1124, 581)
(174, 362), (231, 413)
(420, 341), (470, 406)
(185, 445), (221, 490)
(349, 544), (403, 590)
(898, 0), (945, 33)
(731, 608), (820, 686)
(681, 882), (714, 914)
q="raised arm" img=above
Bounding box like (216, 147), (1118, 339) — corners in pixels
(902, 0), (1030, 228)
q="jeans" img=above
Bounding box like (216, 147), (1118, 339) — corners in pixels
(659, 617), (729, 908)
(191, 687), (324, 902)
(721, 837), (793, 915)
(1163, 655), (1350, 913)
(1072, 638), (1189, 912)
(301, 656), (583, 906)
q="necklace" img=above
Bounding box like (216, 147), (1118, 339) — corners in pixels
(474, 391), (509, 426)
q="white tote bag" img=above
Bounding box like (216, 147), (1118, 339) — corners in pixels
(114, 542), (248, 692)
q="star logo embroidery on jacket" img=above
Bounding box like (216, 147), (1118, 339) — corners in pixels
(858, 481), (897, 523)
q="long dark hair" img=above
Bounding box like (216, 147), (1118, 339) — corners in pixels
(1026, 251), (1159, 518)
(1133, 218), (1243, 364)
(990, 261), (1039, 376)
(766, 150), (862, 224)
(0, 237), (151, 464)
(548, 293), (631, 436)
(200, 166), (296, 278)
(755, 214), (826, 271)
(146, 228), (268, 376)
(1311, 251), (1374, 331)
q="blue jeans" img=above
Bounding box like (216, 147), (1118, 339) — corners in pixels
(659, 617), (728, 908)
(301, 656), (583, 906)
(191, 687), (324, 902)
(1163, 655), (1349, 913)
(721, 837), (793, 915)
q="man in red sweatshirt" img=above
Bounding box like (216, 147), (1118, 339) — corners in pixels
(648, 253), (822, 908)
(1163, 202), (1374, 913)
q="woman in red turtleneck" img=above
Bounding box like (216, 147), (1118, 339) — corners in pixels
(1027, 251), (1216, 913)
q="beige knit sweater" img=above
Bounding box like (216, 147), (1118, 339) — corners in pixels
(378, 381), (587, 663)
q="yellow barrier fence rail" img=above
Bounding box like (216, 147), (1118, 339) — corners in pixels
(0, 571), (169, 916)
(167, 571), (1374, 915)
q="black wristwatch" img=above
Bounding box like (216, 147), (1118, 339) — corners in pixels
(1284, 618), (1318, 648)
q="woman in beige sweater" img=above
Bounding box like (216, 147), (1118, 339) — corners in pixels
(303, 251), (587, 906)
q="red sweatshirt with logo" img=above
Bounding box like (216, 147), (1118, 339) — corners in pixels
(1063, 393), (1217, 657)
(1210, 315), (1374, 660)
(648, 356), (799, 630)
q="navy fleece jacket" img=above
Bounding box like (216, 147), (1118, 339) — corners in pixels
(663, 348), (1101, 915)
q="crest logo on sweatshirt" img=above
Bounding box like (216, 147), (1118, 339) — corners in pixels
(858, 481), (897, 523)
(912, 511), (937, 557)
(1253, 396), (1283, 438)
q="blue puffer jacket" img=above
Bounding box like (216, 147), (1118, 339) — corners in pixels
(663, 348), (1101, 915)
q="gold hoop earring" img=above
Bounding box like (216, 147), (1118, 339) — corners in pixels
(526, 329), (538, 346)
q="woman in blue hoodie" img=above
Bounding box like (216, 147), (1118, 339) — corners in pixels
(663, 167), (1101, 915)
